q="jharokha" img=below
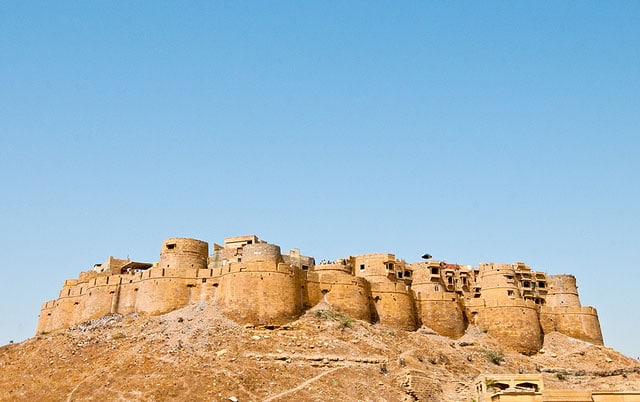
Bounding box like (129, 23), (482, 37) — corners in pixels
(37, 235), (603, 355)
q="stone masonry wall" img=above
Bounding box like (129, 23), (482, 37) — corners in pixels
(36, 235), (603, 355)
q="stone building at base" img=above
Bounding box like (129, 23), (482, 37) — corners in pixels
(475, 374), (640, 401)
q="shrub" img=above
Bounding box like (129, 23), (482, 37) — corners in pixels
(486, 349), (505, 365)
(313, 310), (354, 328)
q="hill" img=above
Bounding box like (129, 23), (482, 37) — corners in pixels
(1, 301), (638, 401)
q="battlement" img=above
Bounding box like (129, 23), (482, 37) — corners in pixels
(36, 234), (603, 354)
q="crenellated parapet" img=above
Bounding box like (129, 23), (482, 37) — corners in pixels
(36, 234), (603, 354)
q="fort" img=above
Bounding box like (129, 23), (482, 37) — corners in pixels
(37, 235), (603, 355)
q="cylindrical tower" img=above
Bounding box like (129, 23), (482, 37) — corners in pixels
(158, 238), (209, 270)
(215, 243), (303, 325)
(240, 243), (282, 265)
(306, 263), (372, 322)
(370, 282), (417, 331)
(474, 263), (543, 355)
(36, 301), (56, 334)
(539, 274), (603, 345)
(411, 263), (466, 338)
(545, 275), (581, 307)
(136, 238), (209, 315)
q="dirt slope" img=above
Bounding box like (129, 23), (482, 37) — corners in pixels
(1, 302), (638, 401)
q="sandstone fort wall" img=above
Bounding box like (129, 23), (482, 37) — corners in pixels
(306, 263), (372, 322)
(36, 235), (604, 354)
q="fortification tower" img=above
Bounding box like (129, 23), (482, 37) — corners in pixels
(353, 254), (417, 330)
(470, 263), (543, 355)
(539, 274), (603, 344)
(411, 261), (467, 338)
(135, 238), (209, 315)
(214, 242), (304, 325)
(544, 275), (581, 307)
(47, 279), (82, 333)
(306, 260), (372, 321)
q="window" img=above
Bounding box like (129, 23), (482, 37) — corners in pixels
(431, 267), (439, 275)
(404, 270), (411, 277)
(360, 264), (365, 272)
(167, 243), (176, 250)
(202, 278), (207, 283)
(434, 285), (439, 291)
(302, 265), (309, 271)
(397, 272), (402, 279)
(507, 290), (514, 296)
(538, 281), (545, 288)
(447, 277), (453, 284)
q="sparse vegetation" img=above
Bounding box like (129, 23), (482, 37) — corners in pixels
(313, 310), (355, 329)
(485, 349), (505, 365)
(556, 372), (566, 381)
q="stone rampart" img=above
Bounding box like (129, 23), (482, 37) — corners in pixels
(306, 264), (371, 321)
(370, 281), (417, 331)
(539, 305), (603, 345)
(35, 234), (603, 355)
(214, 261), (303, 325)
(474, 299), (543, 355)
(411, 263), (467, 337)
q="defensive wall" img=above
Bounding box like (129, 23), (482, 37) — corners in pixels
(36, 235), (603, 355)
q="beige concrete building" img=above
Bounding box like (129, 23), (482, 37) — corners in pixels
(475, 374), (640, 401)
(37, 235), (603, 355)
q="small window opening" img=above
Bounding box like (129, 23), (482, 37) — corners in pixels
(202, 278), (207, 283)
(431, 267), (439, 275)
(404, 270), (411, 277)
(538, 281), (545, 288)
(247, 240), (253, 244)
(360, 264), (365, 272)
(434, 285), (439, 291)
(396, 272), (402, 279)
(167, 243), (176, 250)
(302, 265), (309, 271)
(447, 277), (453, 284)
(507, 290), (515, 296)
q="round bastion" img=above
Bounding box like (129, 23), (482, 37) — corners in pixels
(159, 238), (209, 270)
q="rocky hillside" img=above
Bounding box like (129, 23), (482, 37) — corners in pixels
(1, 302), (638, 401)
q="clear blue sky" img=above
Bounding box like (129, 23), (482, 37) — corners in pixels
(1, 2), (638, 358)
